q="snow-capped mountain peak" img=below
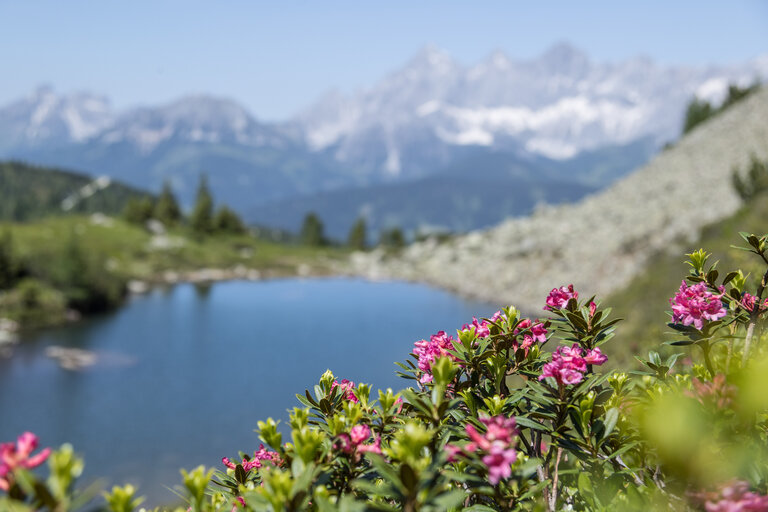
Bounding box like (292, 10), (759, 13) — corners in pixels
(293, 43), (767, 174)
(0, 86), (114, 149)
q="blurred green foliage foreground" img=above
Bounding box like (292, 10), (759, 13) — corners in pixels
(2, 227), (767, 511)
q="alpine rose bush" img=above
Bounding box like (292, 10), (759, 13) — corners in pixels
(2, 231), (768, 512)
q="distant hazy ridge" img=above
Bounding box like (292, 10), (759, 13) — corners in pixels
(349, 87), (768, 311)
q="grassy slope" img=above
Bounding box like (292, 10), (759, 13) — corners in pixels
(2, 216), (346, 281)
(606, 193), (768, 366)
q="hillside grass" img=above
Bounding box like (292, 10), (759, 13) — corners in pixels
(0, 215), (347, 328)
(607, 192), (768, 367)
(3, 215), (347, 279)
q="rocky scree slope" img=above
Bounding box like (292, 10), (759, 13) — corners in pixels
(348, 87), (768, 312)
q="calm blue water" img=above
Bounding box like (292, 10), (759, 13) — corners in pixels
(0, 278), (494, 505)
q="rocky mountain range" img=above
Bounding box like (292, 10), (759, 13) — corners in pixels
(1, 43), (765, 234)
(347, 86), (768, 312)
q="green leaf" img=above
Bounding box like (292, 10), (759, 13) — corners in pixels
(235, 464), (246, 484)
(601, 408), (619, 441)
(518, 479), (550, 501)
(514, 416), (547, 432)
(722, 271), (739, 285)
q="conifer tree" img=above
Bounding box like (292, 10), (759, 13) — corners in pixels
(682, 98), (713, 135)
(379, 226), (405, 249)
(301, 213), (325, 246)
(154, 180), (182, 226)
(347, 217), (367, 251)
(190, 175), (214, 235)
(213, 206), (246, 234)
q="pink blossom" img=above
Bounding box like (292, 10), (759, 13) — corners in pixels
(336, 425), (381, 455)
(588, 301), (597, 318)
(357, 435), (382, 455)
(479, 416), (517, 447)
(544, 284), (579, 311)
(332, 379), (359, 403)
(445, 444), (463, 463)
(539, 344), (606, 387)
(253, 444), (283, 466)
(335, 433), (353, 454)
(740, 293), (768, 313)
(232, 496), (246, 511)
(0, 432), (51, 491)
(447, 415), (518, 485)
(693, 480), (768, 512)
(482, 445), (517, 485)
(413, 331), (458, 384)
(513, 319), (548, 352)
(222, 444), (281, 472)
(350, 425), (371, 445)
(584, 348), (608, 366)
(222, 456), (260, 471)
(489, 310), (504, 323)
(461, 317), (491, 338)
(670, 281), (727, 330)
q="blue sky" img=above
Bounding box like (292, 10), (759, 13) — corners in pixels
(1, 1), (766, 120)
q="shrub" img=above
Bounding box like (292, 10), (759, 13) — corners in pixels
(2, 230), (768, 511)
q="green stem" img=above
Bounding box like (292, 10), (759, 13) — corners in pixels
(701, 343), (715, 377)
(742, 266), (768, 366)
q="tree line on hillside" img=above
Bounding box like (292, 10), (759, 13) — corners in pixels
(682, 81), (761, 135)
(0, 161), (151, 222)
(122, 175), (246, 236)
(299, 212), (407, 251)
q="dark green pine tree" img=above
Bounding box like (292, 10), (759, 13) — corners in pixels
(682, 98), (714, 135)
(154, 180), (182, 226)
(379, 226), (405, 249)
(300, 212), (325, 246)
(213, 206), (246, 234)
(347, 217), (367, 251)
(190, 175), (214, 235)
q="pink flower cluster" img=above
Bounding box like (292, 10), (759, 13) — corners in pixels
(693, 480), (768, 512)
(336, 424), (381, 456)
(512, 318), (548, 353)
(686, 374), (737, 409)
(447, 416), (518, 485)
(0, 432), (51, 491)
(413, 331), (459, 384)
(332, 379), (359, 403)
(741, 293), (768, 314)
(222, 444), (282, 472)
(461, 317), (491, 338)
(539, 344), (607, 386)
(670, 281), (727, 330)
(461, 311), (504, 338)
(544, 284), (579, 311)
